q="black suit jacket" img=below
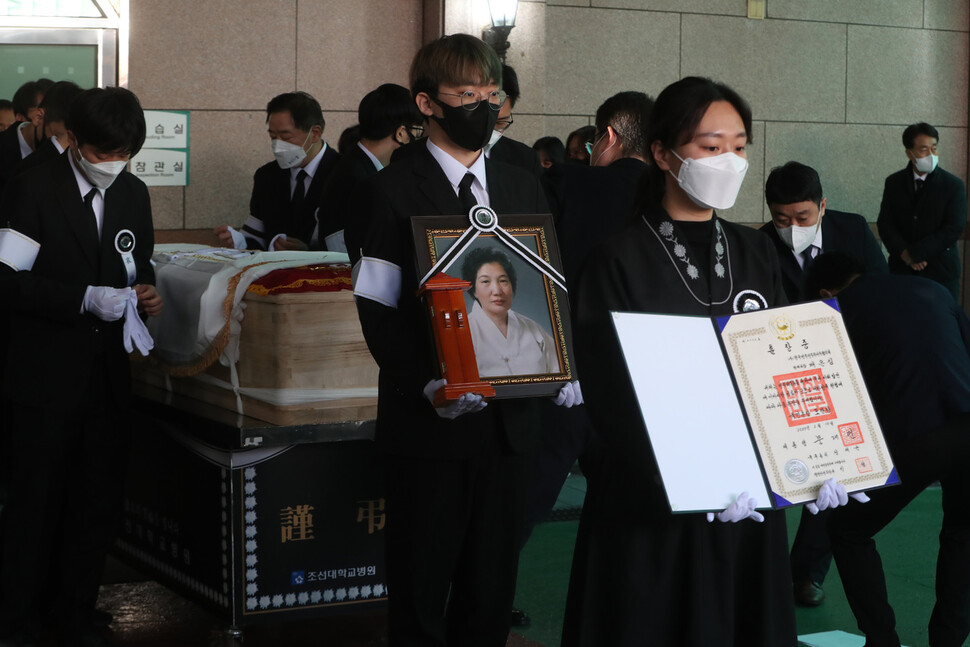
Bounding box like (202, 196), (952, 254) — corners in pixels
(318, 143), (379, 255)
(247, 144), (341, 248)
(838, 272), (970, 443)
(542, 157), (647, 288)
(488, 135), (542, 176)
(877, 164), (967, 289)
(0, 152), (155, 410)
(354, 143), (547, 459)
(759, 209), (888, 302)
(0, 122), (29, 195)
(16, 137), (60, 174)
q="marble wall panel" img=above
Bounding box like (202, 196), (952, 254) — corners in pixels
(847, 25), (968, 127)
(183, 110), (269, 230)
(592, 0), (743, 15)
(764, 122), (967, 223)
(767, 1), (921, 28)
(681, 15), (847, 123)
(925, 0), (970, 31)
(324, 110), (359, 153)
(129, 0), (296, 110)
(148, 186), (184, 231)
(298, 0), (422, 113)
(545, 7), (681, 117)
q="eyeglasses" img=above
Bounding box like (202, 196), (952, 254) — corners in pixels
(495, 115), (513, 131)
(438, 89), (507, 112)
(408, 125), (425, 139)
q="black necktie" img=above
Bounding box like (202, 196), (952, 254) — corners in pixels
(292, 169), (308, 207)
(801, 245), (816, 273)
(915, 178), (925, 194)
(84, 188), (98, 239)
(458, 172), (477, 214)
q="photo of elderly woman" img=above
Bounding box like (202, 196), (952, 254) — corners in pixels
(460, 246), (561, 378)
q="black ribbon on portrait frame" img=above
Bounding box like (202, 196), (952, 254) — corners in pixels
(417, 204), (567, 292)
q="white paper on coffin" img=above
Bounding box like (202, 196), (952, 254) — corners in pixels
(146, 245), (352, 413)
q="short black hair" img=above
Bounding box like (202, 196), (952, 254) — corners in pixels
(567, 125), (596, 149)
(266, 91), (325, 133)
(39, 80), (83, 125)
(0, 99), (13, 112)
(765, 161), (824, 207)
(644, 76), (752, 200)
(595, 91), (654, 158)
(502, 64), (520, 107)
(533, 136), (565, 164)
(803, 252), (865, 300)
(410, 33), (502, 99)
(461, 246), (518, 296)
(902, 122), (939, 149)
(67, 86), (147, 156)
(12, 81), (42, 118)
(338, 124), (360, 154)
(357, 83), (423, 141)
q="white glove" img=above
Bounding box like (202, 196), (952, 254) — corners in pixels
(122, 290), (154, 356)
(805, 477), (869, 515)
(82, 285), (131, 322)
(552, 381), (583, 408)
(226, 225), (247, 250)
(268, 232), (287, 250)
(706, 491), (765, 523)
(423, 378), (487, 420)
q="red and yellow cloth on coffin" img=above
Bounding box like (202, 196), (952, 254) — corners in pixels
(247, 263), (352, 296)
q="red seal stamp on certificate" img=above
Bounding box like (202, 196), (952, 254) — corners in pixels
(774, 368), (837, 427)
(838, 422), (864, 447)
(855, 457), (873, 473)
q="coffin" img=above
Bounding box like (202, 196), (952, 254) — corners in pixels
(132, 246), (378, 426)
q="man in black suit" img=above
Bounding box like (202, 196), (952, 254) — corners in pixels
(877, 122), (967, 300)
(805, 253), (970, 647)
(761, 161), (888, 303)
(352, 34), (577, 647)
(483, 64), (542, 176)
(16, 81), (83, 174)
(759, 161), (888, 607)
(0, 87), (160, 647)
(0, 81), (46, 194)
(542, 90), (652, 288)
(216, 91), (340, 251)
(320, 83), (423, 257)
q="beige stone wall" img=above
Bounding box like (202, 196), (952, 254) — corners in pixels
(449, 0), (969, 228)
(132, 0), (970, 282)
(128, 0), (424, 243)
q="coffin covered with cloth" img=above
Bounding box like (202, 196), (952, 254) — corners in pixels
(133, 244), (377, 425)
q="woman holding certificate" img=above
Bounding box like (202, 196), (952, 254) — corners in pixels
(563, 77), (796, 646)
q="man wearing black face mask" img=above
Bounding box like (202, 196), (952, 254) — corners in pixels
(352, 34), (556, 647)
(323, 83), (423, 258)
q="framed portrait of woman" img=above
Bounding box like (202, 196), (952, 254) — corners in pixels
(411, 213), (576, 399)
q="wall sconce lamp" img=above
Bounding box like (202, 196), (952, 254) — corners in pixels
(482, 0), (518, 62)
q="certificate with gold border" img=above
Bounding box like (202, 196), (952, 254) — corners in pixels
(611, 300), (898, 513)
(717, 299), (896, 506)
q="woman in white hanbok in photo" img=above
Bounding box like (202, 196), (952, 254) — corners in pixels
(461, 247), (560, 377)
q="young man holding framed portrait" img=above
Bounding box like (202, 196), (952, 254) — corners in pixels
(351, 33), (578, 646)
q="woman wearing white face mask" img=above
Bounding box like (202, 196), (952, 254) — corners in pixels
(563, 77), (796, 647)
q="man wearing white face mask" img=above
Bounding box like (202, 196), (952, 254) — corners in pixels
(215, 91), (340, 251)
(760, 161), (887, 304)
(0, 86), (160, 647)
(759, 161), (887, 609)
(877, 122), (967, 300)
